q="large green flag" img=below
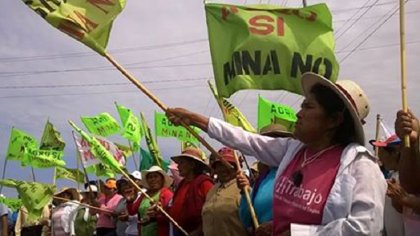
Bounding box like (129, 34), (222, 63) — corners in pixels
(70, 121), (123, 173)
(6, 127), (38, 162)
(0, 196), (22, 211)
(115, 103), (142, 149)
(56, 166), (85, 183)
(154, 112), (201, 143)
(22, 0), (127, 55)
(23, 149), (66, 168)
(258, 96), (297, 131)
(140, 113), (167, 171)
(139, 148), (169, 171)
(81, 113), (121, 137)
(208, 81), (256, 132)
(40, 120), (66, 151)
(206, 3), (339, 97)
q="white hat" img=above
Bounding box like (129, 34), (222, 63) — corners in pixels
(141, 166), (173, 189)
(130, 170), (142, 180)
(301, 72), (370, 145)
(82, 185), (98, 193)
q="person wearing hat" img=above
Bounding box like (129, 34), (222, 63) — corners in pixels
(201, 147), (248, 236)
(124, 166), (173, 236)
(92, 178), (123, 236)
(238, 123), (294, 235)
(70, 184), (98, 236)
(166, 72), (387, 235)
(51, 188), (79, 236)
(166, 148), (214, 236)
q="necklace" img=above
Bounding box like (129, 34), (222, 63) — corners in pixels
(292, 144), (340, 187)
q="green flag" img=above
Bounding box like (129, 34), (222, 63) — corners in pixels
(40, 120), (66, 151)
(23, 149), (66, 168)
(6, 127), (38, 162)
(115, 103), (142, 150)
(81, 113), (121, 137)
(206, 3), (339, 97)
(22, 0), (127, 55)
(139, 148), (169, 171)
(140, 113), (168, 171)
(154, 112), (201, 143)
(56, 166), (85, 183)
(257, 96), (297, 131)
(86, 163), (115, 178)
(208, 81), (256, 132)
(70, 121), (123, 173)
(0, 196), (22, 211)
(0, 179), (19, 188)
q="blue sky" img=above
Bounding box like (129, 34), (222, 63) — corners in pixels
(1, 0), (420, 197)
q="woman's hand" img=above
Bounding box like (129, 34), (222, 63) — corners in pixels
(166, 108), (209, 131)
(236, 171), (250, 190)
(255, 221), (273, 236)
(395, 109), (420, 144)
(387, 179), (408, 205)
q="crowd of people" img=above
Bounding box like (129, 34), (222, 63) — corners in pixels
(1, 72), (420, 236)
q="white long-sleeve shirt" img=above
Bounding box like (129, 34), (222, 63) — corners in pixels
(207, 117), (387, 236)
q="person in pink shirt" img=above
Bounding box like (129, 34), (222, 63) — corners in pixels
(166, 72), (387, 236)
(92, 178), (123, 236)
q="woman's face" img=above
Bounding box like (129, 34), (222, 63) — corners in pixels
(294, 94), (337, 144)
(176, 158), (195, 177)
(378, 147), (400, 170)
(146, 172), (164, 191)
(214, 162), (236, 183)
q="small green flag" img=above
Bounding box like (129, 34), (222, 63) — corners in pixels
(22, 0), (127, 55)
(23, 149), (66, 168)
(56, 166), (85, 183)
(0, 196), (22, 211)
(139, 148), (169, 171)
(70, 121), (123, 173)
(154, 112), (201, 143)
(257, 96), (297, 131)
(115, 103), (142, 150)
(0, 179), (19, 188)
(206, 3), (339, 97)
(81, 113), (121, 137)
(6, 127), (38, 161)
(87, 163), (115, 178)
(114, 142), (133, 158)
(208, 81), (256, 132)
(40, 120), (66, 151)
(140, 113), (167, 171)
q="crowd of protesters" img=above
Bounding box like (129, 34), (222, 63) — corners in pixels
(1, 72), (420, 236)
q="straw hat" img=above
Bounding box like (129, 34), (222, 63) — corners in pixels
(54, 187), (80, 201)
(141, 166), (173, 189)
(171, 147), (209, 169)
(259, 123), (294, 138)
(301, 72), (370, 145)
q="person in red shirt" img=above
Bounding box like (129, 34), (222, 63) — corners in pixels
(167, 148), (214, 236)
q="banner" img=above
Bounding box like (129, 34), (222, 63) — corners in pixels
(56, 166), (85, 183)
(70, 121), (123, 173)
(81, 113), (121, 137)
(73, 132), (125, 168)
(258, 96), (297, 131)
(115, 103), (142, 150)
(40, 120), (66, 151)
(140, 113), (167, 171)
(22, 0), (127, 55)
(208, 81), (256, 132)
(206, 3), (339, 97)
(154, 112), (201, 143)
(6, 127), (38, 161)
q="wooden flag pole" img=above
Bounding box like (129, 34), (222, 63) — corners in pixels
(233, 151), (259, 229)
(375, 114), (381, 157)
(399, 0), (410, 147)
(0, 158), (8, 194)
(53, 196), (113, 214)
(128, 141), (139, 170)
(104, 52), (233, 169)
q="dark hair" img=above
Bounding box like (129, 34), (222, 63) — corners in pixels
(310, 84), (355, 145)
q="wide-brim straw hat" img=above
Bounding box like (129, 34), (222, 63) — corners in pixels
(301, 72), (370, 145)
(54, 187), (80, 201)
(259, 123), (294, 138)
(141, 165), (173, 189)
(171, 147), (209, 170)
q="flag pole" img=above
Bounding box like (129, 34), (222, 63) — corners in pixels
(128, 141), (139, 170)
(399, 0), (410, 147)
(375, 114), (381, 157)
(0, 158), (8, 194)
(72, 131), (94, 195)
(233, 151), (259, 229)
(31, 167), (37, 182)
(104, 52), (233, 169)
(76, 149), (81, 191)
(53, 196), (113, 213)
(302, 0), (307, 7)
